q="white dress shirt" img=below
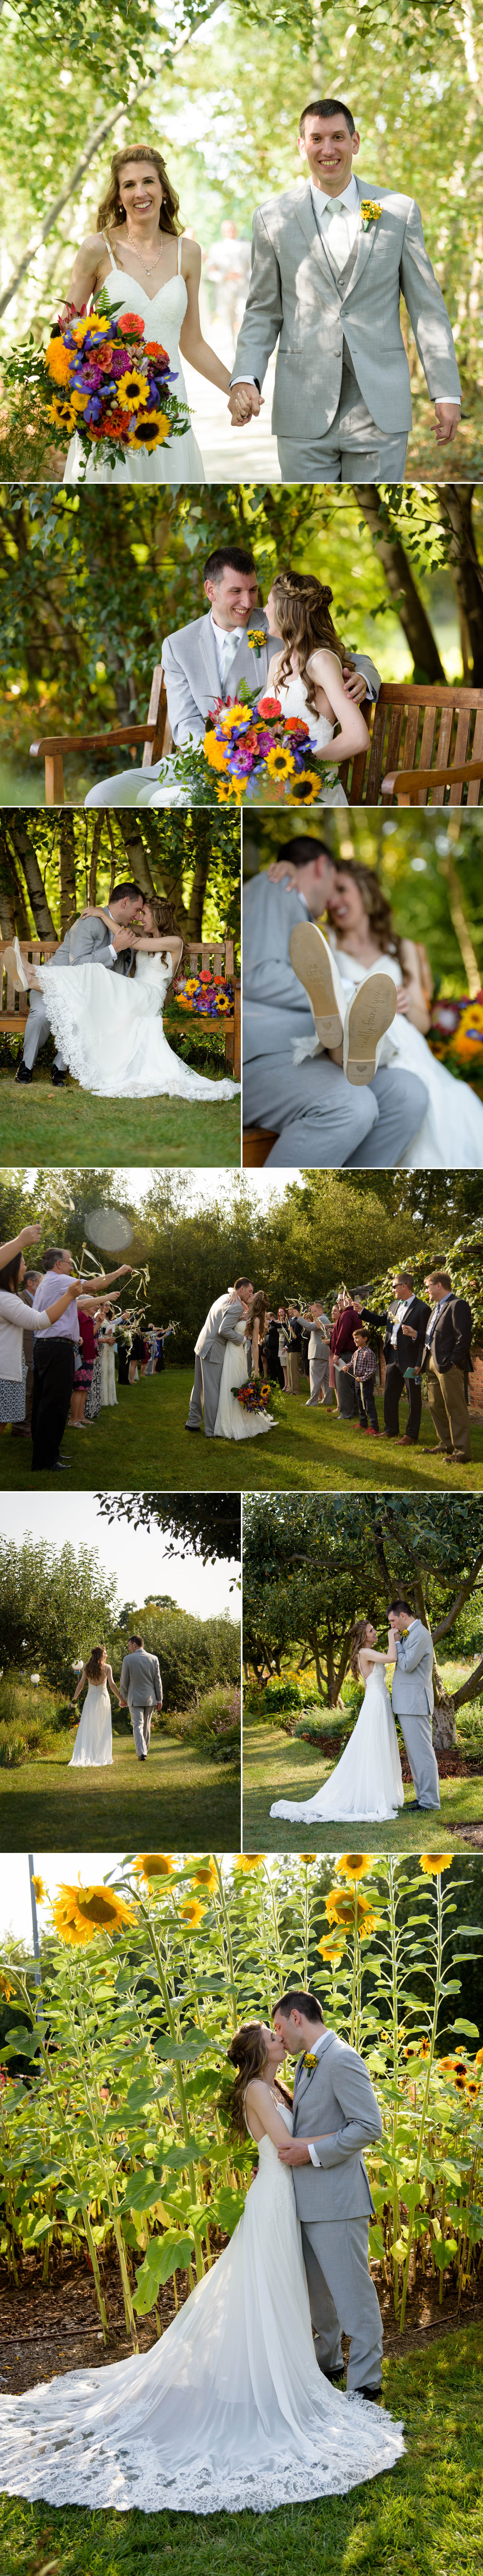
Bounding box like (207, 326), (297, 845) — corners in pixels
(296, 2031), (328, 2167)
(310, 171), (361, 272)
(390, 1296), (413, 1349)
(425, 1291), (452, 1348)
(0, 1291), (52, 1384)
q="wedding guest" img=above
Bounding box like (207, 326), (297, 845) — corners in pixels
(84, 1316), (102, 1421)
(277, 1306), (290, 1392)
(331, 1288), (362, 1418)
(70, 1303), (96, 1430)
(0, 1248), (81, 1441)
(422, 1267), (473, 1465)
(31, 1247), (132, 1471)
(286, 1305), (303, 1395)
(364, 1272), (430, 1448)
(265, 1312), (283, 1384)
(99, 1315), (118, 1407)
(351, 1326), (379, 1436)
(306, 1302), (333, 1408)
(10, 1267), (42, 1442)
(328, 1303), (342, 1410)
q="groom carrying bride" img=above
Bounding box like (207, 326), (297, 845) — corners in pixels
(229, 97), (461, 481)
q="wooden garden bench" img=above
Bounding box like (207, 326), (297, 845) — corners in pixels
(31, 663), (173, 804)
(340, 682), (483, 805)
(0, 935), (240, 1082)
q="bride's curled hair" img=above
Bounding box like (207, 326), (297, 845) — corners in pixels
(85, 1645), (107, 1683)
(227, 2023), (292, 2143)
(348, 1619), (372, 1682)
(271, 570), (354, 715)
(144, 895), (187, 982)
(246, 1290), (268, 1339)
(97, 143), (180, 239)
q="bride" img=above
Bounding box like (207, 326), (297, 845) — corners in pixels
(62, 142), (233, 486)
(270, 1620), (404, 1825)
(0, 2019), (404, 2513)
(269, 851), (483, 1165)
(14, 898), (239, 1103)
(214, 1292), (277, 1441)
(69, 1643), (121, 1769)
(263, 573), (371, 806)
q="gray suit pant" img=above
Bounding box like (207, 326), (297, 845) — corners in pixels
(397, 1708), (440, 1810)
(308, 1355), (332, 1407)
(187, 1351), (222, 1437)
(302, 2217), (383, 2392)
(278, 356), (408, 483)
(85, 760), (165, 809)
(130, 1704), (153, 1760)
(243, 1049), (428, 1169)
(22, 991), (68, 1075)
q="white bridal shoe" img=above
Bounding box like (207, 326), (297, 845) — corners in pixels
(289, 921), (347, 1048)
(3, 936), (31, 993)
(343, 967), (398, 1085)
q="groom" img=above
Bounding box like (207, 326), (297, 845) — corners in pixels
(243, 838), (429, 1166)
(229, 96), (461, 480)
(85, 545), (376, 807)
(15, 882), (144, 1085)
(388, 1597), (439, 1811)
(119, 1633), (163, 1762)
(273, 1990), (384, 2397)
(185, 1279), (254, 1437)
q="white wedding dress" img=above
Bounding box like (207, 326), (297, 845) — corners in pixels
(214, 1320), (276, 1441)
(270, 1662), (404, 1825)
(329, 941), (483, 1168)
(266, 657), (348, 806)
(63, 236), (204, 484)
(32, 951), (238, 1102)
(69, 1678), (113, 1769)
(100, 1336), (117, 1405)
(0, 2095), (404, 2513)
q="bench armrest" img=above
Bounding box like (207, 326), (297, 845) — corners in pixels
(382, 754), (483, 804)
(31, 724), (159, 758)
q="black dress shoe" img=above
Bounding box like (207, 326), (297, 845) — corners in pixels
(51, 1066), (67, 1086)
(319, 2365), (346, 2385)
(185, 1421), (200, 1431)
(15, 1060), (33, 1083)
(357, 2385), (382, 2402)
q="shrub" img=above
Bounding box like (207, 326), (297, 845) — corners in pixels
(112, 1610), (240, 1713)
(262, 1678), (325, 1713)
(165, 1685), (241, 1766)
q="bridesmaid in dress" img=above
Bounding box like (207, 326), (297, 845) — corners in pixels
(62, 141), (236, 484)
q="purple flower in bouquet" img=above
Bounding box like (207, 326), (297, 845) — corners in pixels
(256, 730), (276, 754)
(83, 389), (108, 424)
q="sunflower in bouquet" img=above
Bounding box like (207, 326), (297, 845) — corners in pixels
(202, 690), (337, 805)
(9, 292), (192, 473)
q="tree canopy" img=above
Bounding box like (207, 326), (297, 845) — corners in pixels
(243, 1492), (483, 1707)
(0, 1534), (118, 1686)
(0, 805), (240, 948)
(96, 1492), (241, 1564)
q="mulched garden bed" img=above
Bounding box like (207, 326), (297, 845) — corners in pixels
(1, 2243), (481, 2395)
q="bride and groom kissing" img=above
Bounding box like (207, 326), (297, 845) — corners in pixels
(271, 1599), (439, 1827)
(186, 1278), (275, 1445)
(11, 881), (237, 1106)
(0, 1989), (404, 2511)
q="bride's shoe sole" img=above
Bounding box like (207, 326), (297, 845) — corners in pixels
(3, 942), (30, 994)
(289, 922), (344, 1048)
(343, 974), (397, 1085)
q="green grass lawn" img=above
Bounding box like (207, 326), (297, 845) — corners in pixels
(0, 1721), (240, 1852)
(1, 1373), (481, 1494)
(1, 2322), (481, 2576)
(0, 1072), (241, 1168)
(242, 1717), (483, 1854)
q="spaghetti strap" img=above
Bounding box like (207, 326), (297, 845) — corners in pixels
(178, 234), (182, 274)
(101, 232), (117, 273)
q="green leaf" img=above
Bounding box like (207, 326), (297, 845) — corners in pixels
(132, 2230), (195, 2314)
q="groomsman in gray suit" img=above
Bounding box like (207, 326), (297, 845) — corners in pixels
(388, 1598), (440, 1811)
(229, 97), (461, 480)
(119, 1634), (163, 1762)
(186, 1279), (254, 1437)
(15, 883), (143, 1083)
(273, 1992), (384, 2396)
(243, 836), (429, 1167)
(85, 545), (379, 806)
(306, 1302), (333, 1408)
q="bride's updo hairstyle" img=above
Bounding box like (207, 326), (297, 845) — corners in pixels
(348, 1619), (373, 1681)
(271, 570), (354, 715)
(246, 1290), (268, 1339)
(227, 2024), (292, 2143)
(85, 1645), (107, 1683)
(327, 859), (405, 969)
(143, 894), (188, 978)
(97, 144), (180, 239)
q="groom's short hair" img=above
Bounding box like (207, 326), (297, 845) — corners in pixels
(388, 1598), (414, 1618)
(299, 98), (356, 139)
(234, 1276), (252, 1294)
(128, 1634), (143, 1647)
(204, 545), (256, 584)
(110, 882), (144, 905)
(274, 1991), (324, 2024)
(277, 834), (333, 871)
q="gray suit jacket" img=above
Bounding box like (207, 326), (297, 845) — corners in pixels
(44, 918), (133, 976)
(233, 175), (461, 436)
(391, 1619), (434, 1718)
(308, 1318), (331, 1361)
(243, 875), (340, 1061)
(292, 2030), (382, 2221)
(195, 1291), (248, 1383)
(161, 611), (271, 747)
(119, 1648), (162, 1712)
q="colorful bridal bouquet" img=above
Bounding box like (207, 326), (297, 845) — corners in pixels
(173, 970), (233, 1017)
(6, 293), (191, 473)
(233, 1374), (272, 1414)
(202, 689), (338, 805)
(428, 991), (483, 1085)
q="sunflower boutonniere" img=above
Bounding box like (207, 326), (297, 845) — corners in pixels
(247, 627), (267, 655)
(302, 2050), (319, 2073)
(360, 200), (383, 234)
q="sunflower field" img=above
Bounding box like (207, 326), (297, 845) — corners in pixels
(0, 1854), (482, 2357)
